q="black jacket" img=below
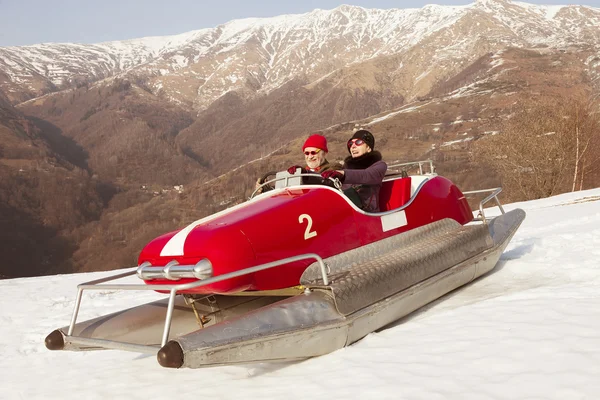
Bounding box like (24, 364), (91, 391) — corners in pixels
(341, 151), (387, 212)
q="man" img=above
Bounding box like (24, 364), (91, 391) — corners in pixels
(287, 134), (333, 177)
(321, 130), (387, 212)
(255, 134), (334, 193)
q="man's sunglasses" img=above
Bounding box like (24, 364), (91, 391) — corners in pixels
(347, 139), (365, 148)
(304, 149), (321, 156)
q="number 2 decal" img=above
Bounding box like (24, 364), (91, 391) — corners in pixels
(299, 214), (317, 240)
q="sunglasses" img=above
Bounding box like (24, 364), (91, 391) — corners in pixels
(304, 149), (321, 156)
(347, 138), (365, 148)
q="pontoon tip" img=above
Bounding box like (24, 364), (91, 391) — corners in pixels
(157, 341), (184, 368)
(45, 330), (65, 350)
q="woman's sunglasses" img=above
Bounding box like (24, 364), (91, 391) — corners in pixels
(304, 149), (321, 156)
(347, 139), (365, 148)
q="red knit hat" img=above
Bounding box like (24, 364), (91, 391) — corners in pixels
(302, 134), (328, 152)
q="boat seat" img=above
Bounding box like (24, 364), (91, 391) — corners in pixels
(409, 175), (431, 196)
(379, 177), (412, 212)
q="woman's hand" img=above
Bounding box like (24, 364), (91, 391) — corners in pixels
(321, 170), (345, 183)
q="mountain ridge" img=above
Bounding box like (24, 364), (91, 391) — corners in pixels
(2, 1), (599, 109)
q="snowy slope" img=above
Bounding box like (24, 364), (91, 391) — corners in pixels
(2, 188), (599, 399)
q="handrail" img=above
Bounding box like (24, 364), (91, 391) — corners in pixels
(251, 160), (436, 199)
(386, 159), (435, 175)
(67, 253), (329, 348)
(250, 173), (340, 199)
(462, 187), (505, 223)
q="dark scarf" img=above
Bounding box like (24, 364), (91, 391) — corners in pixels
(343, 151), (382, 170)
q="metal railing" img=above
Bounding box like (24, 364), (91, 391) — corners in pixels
(250, 173), (341, 199)
(386, 159), (435, 175)
(67, 253), (329, 349)
(462, 187), (505, 223)
(252, 160), (436, 199)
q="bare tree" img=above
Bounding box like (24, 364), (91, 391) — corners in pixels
(563, 95), (600, 192)
(473, 95), (600, 202)
(474, 99), (569, 201)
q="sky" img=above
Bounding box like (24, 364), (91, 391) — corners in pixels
(1, 0), (600, 47)
(2, 187), (600, 399)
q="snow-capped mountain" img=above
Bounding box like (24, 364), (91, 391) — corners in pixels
(0, 32), (208, 103)
(1, 0), (599, 109)
(3, 0), (600, 282)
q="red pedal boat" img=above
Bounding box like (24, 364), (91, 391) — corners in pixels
(45, 160), (525, 368)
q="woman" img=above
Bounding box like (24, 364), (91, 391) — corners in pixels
(321, 130), (387, 212)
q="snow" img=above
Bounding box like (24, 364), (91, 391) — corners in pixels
(490, 57), (505, 69)
(414, 69), (430, 83)
(441, 137), (474, 146)
(171, 55), (188, 69)
(366, 101), (433, 124)
(544, 5), (564, 20)
(2, 188), (600, 398)
(367, 109), (404, 124)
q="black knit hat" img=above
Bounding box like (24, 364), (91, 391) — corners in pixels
(348, 129), (375, 153)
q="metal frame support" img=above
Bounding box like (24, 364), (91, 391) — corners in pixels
(66, 253), (329, 348)
(463, 187), (505, 223)
(250, 173), (326, 199)
(386, 159), (435, 175)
